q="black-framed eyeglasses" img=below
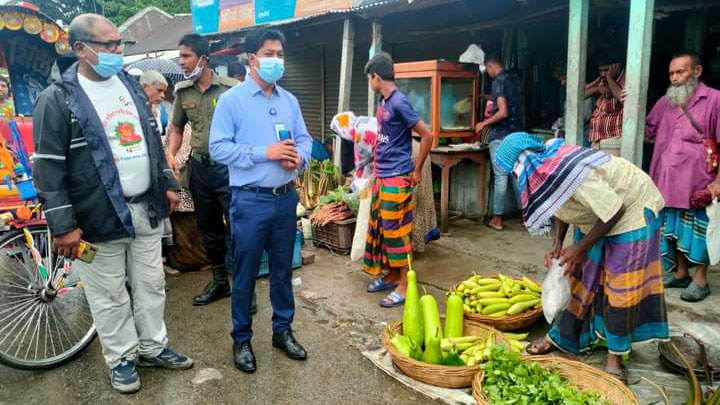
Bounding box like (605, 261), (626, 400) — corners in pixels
(81, 39), (124, 51)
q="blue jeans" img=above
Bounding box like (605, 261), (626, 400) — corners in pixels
(229, 188), (298, 343)
(488, 139), (521, 216)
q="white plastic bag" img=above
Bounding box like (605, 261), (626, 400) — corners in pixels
(707, 199), (720, 265)
(541, 259), (571, 324)
(350, 178), (371, 262)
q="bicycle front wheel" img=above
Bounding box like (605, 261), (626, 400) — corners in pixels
(0, 225), (96, 369)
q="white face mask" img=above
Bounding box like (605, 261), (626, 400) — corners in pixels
(185, 58), (205, 82)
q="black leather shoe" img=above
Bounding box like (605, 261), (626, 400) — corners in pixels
(272, 330), (307, 360)
(192, 281), (231, 306)
(250, 291), (258, 315)
(233, 341), (256, 373)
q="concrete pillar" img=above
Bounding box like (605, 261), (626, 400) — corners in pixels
(564, 0), (589, 146)
(621, 0), (655, 165)
(368, 19), (382, 117)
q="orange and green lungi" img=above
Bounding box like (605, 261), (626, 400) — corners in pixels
(363, 175), (414, 275)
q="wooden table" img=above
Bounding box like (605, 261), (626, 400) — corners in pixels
(430, 147), (488, 233)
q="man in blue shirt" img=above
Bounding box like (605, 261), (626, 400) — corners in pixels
(363, 52), (434, 308)
(475, 54), (522, 231)
(209, 30), (312, 373)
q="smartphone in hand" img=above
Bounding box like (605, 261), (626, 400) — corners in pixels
(76, 241), (98, 263)
(279, 129), (292, 141)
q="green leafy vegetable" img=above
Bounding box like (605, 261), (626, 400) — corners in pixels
(480, 346), (608, 405)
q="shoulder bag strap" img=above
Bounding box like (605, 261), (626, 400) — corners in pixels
(681, 105), (706, 137)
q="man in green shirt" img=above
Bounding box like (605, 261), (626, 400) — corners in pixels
(167, 34), (237, 306)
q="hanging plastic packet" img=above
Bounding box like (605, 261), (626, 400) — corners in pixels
(541, 259), (571, 324)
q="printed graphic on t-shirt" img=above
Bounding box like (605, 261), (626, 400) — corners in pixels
(377, 103), (390, 144)
(101, 106), (148, 163)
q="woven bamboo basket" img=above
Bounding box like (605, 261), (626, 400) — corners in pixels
(459, 276), (544, 331)
(382, 320), (506, 388)
(472, 355), (640, 405)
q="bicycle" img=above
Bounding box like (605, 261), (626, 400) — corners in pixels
(0, 223), (96, 369)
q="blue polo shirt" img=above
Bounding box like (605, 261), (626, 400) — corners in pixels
(209, 77), (313, 188)
(375, 89), (418, 178)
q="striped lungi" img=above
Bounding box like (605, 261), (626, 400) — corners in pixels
(548, 209), (669, 355)
(660, 207), (709, 272)
(363, 175), (414, 275)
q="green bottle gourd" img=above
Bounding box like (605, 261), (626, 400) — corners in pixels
(421, 327), (443, 365)
(420, 288), (442, 345)
(444, 293), (464, 339)
(402, 269), (424, 348)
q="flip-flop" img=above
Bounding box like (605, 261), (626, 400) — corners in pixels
(380, 291), (405, 308)
(605, 366), (628, 385)
(367, 277), (398, 293)
(485, 220), (503, 231)
(526, 338), (555, 355)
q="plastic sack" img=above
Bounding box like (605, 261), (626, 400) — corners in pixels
(330, 112), (377, 184)
(707, 199), (720, 265)
(350, 178), (372, 262)
(541, 259), (571, 324)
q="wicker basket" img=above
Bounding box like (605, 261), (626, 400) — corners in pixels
(472, 355), (640, 405)
(382, 320), (505, 388)
(459, 276), (544, 331)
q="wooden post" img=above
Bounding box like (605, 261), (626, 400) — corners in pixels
(335, 18), (354, 167)
(564, 0), (589, 147)
(621, 0), (655, 165)
(368, 19), (382, 117)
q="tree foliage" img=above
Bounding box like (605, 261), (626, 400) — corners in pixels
(6, 0), (101, 23)
(102, 1), (191, 27)
(7, 0), (190, 27)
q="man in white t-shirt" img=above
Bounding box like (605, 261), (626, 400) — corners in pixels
(32, 14), (191, 394)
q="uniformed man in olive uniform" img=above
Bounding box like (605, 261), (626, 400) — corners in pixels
(167, 34), (240, 306)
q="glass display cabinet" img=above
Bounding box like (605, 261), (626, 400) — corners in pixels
(395, 60), (478, 146)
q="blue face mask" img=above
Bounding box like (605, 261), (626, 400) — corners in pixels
(255, 57), (284, 83)
(83, 44), (124, 78)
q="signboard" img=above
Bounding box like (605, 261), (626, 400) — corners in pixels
(213, 0), (352, 33)
(2, 31), (55, 116)
(218, 0), (254, 32)
(191, 0), (221, 34)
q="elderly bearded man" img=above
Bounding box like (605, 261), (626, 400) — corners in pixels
(646, 51), (720, 303)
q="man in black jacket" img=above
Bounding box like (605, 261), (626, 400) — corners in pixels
(33, 14), (192, 394)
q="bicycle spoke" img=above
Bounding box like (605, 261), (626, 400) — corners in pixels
(0, 296), (39, 319)
(0, 280), (32, 292)
(0, 270), (34, 289)
(44, 302), (53, 359)
(9, 300), (42, 358)
(23, 303), (43, 360)
(49, 304), (75, 354)
(0, 298), (39, 350)
(0, 291), (38, 300)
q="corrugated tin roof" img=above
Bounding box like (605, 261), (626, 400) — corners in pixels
(124, 14), (193, 56)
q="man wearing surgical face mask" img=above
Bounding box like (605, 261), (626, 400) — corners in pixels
(209, 29), (312, 373)
(168, 34), (240, 308)
(32, 14), (190, 393)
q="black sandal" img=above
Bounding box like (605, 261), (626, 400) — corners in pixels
(605, 365), (628, 385)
